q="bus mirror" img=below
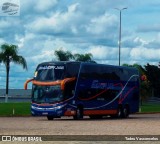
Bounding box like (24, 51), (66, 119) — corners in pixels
(61, 77), (76, 90)
(24, 78), (33, 90)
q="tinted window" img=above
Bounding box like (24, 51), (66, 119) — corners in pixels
(35, 65), (65, 81)
(66, 63), (80, 77)
(80, 64), (120, 80)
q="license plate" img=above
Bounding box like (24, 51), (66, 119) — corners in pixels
(42, 112), (48, 115)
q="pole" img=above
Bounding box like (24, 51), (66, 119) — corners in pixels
(5, 56), (10, 103)
(119, 10), (121, 66)
(115, 8), (127, 66)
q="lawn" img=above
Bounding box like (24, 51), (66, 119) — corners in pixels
(140, 103), (160, 113)
(0, 102), (31, 116)
(0, 102), (159, 116)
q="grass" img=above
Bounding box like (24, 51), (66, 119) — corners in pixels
(140, 103), (160, 113)
(0, 102), (159, 116)
(0, 102), (31, 116)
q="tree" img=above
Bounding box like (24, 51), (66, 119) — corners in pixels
(144, 63), (160, 97)
(0, 44), (27, 102)
(74, 53), (96, 63)
(122, 63), (150, 102)
(54, 49), (74, 61)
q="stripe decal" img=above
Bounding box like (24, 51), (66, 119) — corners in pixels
(64, 110), (117, 116)
(81, 74), (139, 110)
(84, 110), (117, 115)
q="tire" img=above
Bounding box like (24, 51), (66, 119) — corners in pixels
(73, 107), (83, 120)
(110, 107), (123, 118)
(122, 106), (129, 118)
(89, 115), (103, 119)
(117, 107), (123, 118)
(47, 116), (54, 120)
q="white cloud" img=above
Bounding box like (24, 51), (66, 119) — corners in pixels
(89, 46), (118, 60)
(123, 37), (147, 48)
(26, 3), (80, 35)
(1, 0), (160, 89)
(130, 47), (160, 61)
(86, 12), (117, 35)
(0, 20), (10, 28)
(34, 0), (58, 12)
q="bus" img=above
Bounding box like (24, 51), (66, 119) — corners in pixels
(24, 61), (140, 120)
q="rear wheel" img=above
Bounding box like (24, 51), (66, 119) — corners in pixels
(89, 115), (103, 119)
(110, 107), (123, 118)
(117, 107), (123, 118)
(47, 116), (54, 120)
(122, 106), (129, 118)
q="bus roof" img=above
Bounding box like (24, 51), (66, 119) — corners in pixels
(37, 61), (138, 71)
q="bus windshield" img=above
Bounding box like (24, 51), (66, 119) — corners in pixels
(32, 85), (63, 103)
(35, 65), (65, 81)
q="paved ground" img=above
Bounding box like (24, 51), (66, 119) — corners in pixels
(0, 113), (159, 135)
(0, 114), (159, 143)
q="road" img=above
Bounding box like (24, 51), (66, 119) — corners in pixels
(0, 113), (159, 136)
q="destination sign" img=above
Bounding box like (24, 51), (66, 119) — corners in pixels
(38, 65), (64, 70)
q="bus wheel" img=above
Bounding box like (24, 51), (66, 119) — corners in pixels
(122, 106), (129, 118)
(74, 107), (83, 120)
(117, 107), (123, 118)
(89, 115), (103, 119)
(47, 116), (54, 120)
(110, 107), (123, 118)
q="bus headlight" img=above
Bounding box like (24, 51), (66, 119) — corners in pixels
(55, 106), (62, 109)
(31, 105), (36, 109)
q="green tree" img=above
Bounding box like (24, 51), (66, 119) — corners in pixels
(122, 63), (150, 102)
(144, 63), (160, 97)
(0, 44), (27, 102)
(74, 53), (96, 63)
(54, 49), (74, 61)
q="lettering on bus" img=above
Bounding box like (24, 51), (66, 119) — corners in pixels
(91, 80), (114, 89)
(38, 66), (64, 70)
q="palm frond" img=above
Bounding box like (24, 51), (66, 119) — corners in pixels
(12, 55), (28, 70)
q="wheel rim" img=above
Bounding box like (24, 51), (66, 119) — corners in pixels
(123, 107), (128, 118)
(117, 108), (122, 117)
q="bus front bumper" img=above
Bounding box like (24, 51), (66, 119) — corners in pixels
(31, 105), (64, 117)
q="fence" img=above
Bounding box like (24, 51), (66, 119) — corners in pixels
(0, 89), (31, 102)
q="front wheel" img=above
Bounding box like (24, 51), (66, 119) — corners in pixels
(73, 107), (83, 120)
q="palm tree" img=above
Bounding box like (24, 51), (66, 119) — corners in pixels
(0, 44), (27, 102)
(54, 49), (74, 61)
(74, 53), (96, 63)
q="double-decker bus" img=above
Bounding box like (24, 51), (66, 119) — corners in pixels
(24, 61), (140, 120)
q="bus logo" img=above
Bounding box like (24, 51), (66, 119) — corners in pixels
(0, 0), (20, 16)
(91, 80), (114, 89)
(2, 136), (12, 141)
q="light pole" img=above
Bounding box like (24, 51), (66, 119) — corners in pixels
(115, 7), (127, 66)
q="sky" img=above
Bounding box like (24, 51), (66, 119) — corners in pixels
(0, 0), (160, 89)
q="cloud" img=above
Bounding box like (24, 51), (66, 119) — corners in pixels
(144, 40), (160, 49)
(21, 0), (58, 14)
(86, 12), (117, 35)
(130, 47), (160, 62)
(25, 3), (80, 35)
(123, 37), (147, 48)
(1, 0), (160, 89)
(137, 24), (160, 33)
(34, 0), (58, 12)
